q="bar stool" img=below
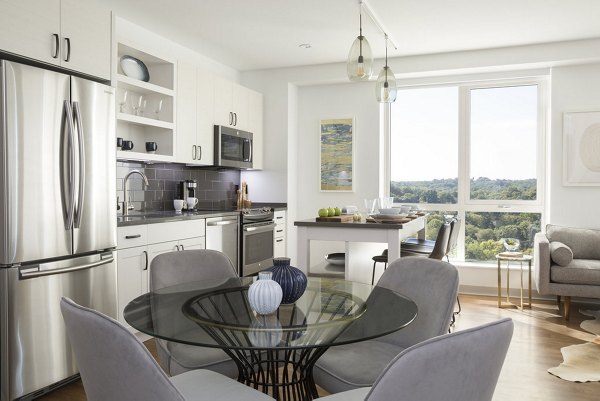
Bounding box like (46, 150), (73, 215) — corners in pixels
(371, 249), (388, 285)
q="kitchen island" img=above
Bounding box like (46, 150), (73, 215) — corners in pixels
(294, 216), (426, 283)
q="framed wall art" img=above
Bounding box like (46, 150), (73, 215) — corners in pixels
(563, 110), (600, 186)
(319, 118), (354, 192)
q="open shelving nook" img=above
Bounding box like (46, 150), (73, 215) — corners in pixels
(115, 41), (176, 162)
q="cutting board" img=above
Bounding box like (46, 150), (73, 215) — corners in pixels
(316, 215), (354, 222)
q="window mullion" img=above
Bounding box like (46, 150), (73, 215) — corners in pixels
(457, 86), (469, 260)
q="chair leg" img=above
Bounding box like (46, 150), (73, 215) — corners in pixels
(453, 296), (462, 315)
(372, 261), (377, 285)
(557, 295), (561, 306)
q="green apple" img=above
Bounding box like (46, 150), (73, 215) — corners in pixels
(318, 208), (329, 217)
(327, 207), (335, 217)
(334, 207), (341, 216)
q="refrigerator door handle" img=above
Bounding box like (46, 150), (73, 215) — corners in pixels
(19, 256), (114, 279)
(73, 102), (85, 228)
(63, 100), (76, 230)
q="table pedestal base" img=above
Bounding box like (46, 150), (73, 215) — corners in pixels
(225, 347), (327, 401)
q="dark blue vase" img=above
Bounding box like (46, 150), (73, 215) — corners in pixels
(266, 257), (307, 304)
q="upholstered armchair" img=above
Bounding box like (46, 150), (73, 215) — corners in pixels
(534, 224), (600, 319)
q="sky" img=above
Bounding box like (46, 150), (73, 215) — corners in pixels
(390, 84), (538, 181)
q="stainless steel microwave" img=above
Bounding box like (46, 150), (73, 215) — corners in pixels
(214, 125), (253, 169)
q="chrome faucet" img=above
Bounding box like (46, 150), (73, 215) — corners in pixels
(122, 170), (149, 216)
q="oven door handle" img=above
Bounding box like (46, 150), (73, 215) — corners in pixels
(243, 222), (275, 233)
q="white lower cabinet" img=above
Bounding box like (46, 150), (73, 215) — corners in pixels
(116, 245), (148, 327)
(116, 219), (205, 329)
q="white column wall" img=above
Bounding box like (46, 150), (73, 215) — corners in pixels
(548, 63), (600, 228)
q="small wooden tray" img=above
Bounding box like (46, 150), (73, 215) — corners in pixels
(316, 215), (354, 222)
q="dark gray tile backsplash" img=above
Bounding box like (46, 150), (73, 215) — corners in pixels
(116, 162), (240, 212)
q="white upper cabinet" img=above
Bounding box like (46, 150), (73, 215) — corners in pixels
(0, 0), (61, 65)
(213, 76), (235, 127)
(0, 0), (111, 80)
(176, 62), (197, 164)
(196, 70), (215, 165)
(59, 0), (111, 80)
(176, 62), (214, 165)
(213, 77), (259, 133)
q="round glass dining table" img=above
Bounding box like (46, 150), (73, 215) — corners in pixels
(124, 276), (417, 401)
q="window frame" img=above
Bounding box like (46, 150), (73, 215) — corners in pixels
(385, 77), (548, 263)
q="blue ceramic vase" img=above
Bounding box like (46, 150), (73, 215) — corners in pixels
(266, 257), (307, 304)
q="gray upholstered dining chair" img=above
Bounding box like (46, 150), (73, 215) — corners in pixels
(60, 297), (274, 401)
(317, 318), (514, 401)
(314, 257), (459, 394)
(403, 218), (463, 321)
(150, 249), (239, 378)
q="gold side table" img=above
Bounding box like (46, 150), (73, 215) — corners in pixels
(495, 254), (533, 309)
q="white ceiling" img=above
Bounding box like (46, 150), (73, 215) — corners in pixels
(95, 0), (600, 72)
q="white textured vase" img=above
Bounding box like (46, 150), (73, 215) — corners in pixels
(248, 271), (283, 315)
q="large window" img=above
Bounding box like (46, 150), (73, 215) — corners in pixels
(388, 80), (545, 263)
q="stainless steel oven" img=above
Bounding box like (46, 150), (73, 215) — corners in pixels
(241, 208), (274, 276)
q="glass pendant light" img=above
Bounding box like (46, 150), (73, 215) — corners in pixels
(375, 36), (397, 103)
(347, 4), (373, 81)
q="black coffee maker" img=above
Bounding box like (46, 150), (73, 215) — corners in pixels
(178, 180), (197, 210)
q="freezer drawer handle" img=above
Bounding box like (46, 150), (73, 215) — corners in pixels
(20, 257), (114, 279)
(125, 234), (142, 239)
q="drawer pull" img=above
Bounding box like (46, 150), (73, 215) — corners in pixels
(125, 234), (142, 239)
(276, 239), (284, 243)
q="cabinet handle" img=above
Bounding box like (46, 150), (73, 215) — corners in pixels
(192, 145), (196, 160)
(233, 113), (237, 126)
(175, 245), (180, 251)
(180, 245), (185, 251)
(142, 250), (148, 271)
(276, 229), (284, 233)
(51, 34), (59, 58)
(276, 239), (284, 243)
(125, 234), (141, 239)
(197, 145), (201, 160)
(229, 112), (233, 126)
(64, 37), (71, 62)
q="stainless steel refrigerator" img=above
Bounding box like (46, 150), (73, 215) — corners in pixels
(0, 60), (117, 401)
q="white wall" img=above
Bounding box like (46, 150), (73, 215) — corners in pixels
(296, 82), (381, 266)
(548, 63), (600, 228)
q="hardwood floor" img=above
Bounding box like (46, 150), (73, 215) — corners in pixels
(37, 295), (599, 400)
